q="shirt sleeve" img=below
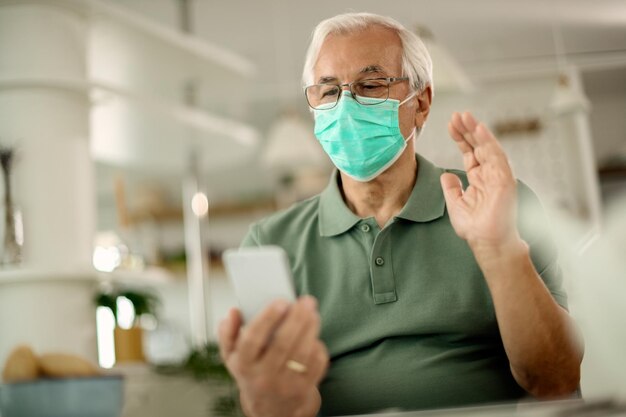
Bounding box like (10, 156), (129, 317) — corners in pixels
(240, 222), (262, 248)
(517, 181), (568, 310)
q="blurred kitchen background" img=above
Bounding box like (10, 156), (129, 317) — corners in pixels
(0, 0), (625, 416)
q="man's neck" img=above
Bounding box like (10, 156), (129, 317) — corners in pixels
(339, 149), (418, 229)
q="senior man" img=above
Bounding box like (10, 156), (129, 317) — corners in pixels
(218, 12), (583, 417)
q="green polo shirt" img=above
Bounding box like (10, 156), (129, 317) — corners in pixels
(241, 154), (567, 416)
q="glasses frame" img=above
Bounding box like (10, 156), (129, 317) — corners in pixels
(304, 77), (410, 110)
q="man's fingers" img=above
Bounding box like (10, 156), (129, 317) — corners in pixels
(262, 296), (318, 372)
(473, 142), (509, 168)
(449, 112), (477, 146)
(448, 122), (475, 152)
(449, 117), (479, 171)
(460, 111), (479, 133)
(440, 172), (463, 203)
(448, 121), (469, 148)
(306, 340), (330, 385)
(474, 122), (499, 145)
(450, 112), (466, 135)
(275, 301), (321, 375)
(451, 112), (508, 168)
(218, 308), (242, 362)
(467, 167), (485, 189)
(236, 300), (290, 366)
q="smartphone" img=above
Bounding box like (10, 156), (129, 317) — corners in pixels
(222, 245), (297, 324)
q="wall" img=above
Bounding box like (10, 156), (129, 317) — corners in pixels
(583, 67), (626, 167)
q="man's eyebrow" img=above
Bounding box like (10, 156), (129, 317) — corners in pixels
(359, 65), (387, 75)
(316, 65), (387, 84)
(317, 76), (338, 84)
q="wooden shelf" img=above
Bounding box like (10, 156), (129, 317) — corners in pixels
(599, 166), (626, 182)
(126, 197), (276, 225)
(97, 263), (228, 288)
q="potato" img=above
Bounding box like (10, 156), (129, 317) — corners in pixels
(38, 353), (101, 378)
(2, 345), (39, 382)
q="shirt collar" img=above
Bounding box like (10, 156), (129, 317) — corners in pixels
(395, 154), (447, 223)
(318, 171), (361, 237)
(318, 154), (446, 237)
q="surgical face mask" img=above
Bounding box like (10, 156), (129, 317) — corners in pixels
(313, 90), (418, 182)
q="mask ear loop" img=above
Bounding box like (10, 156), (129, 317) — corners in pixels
(399, 90), (419, 142)
(403, 127), (416, 142)
(399, 90), (418, 107)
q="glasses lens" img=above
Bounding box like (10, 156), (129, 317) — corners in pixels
(306, 84), (340, 109)
(352, 79), (389, 105)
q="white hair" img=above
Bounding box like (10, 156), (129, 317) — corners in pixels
(302, 12), (434, 95)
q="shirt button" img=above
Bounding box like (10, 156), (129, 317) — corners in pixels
(360, 224), (371, 233)
(375, 257), (385, 266)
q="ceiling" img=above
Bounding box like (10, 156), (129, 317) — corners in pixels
(113, 0), (626, 91)
(106, 0), (626, 139)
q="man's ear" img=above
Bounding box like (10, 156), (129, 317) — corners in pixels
(414, 85), (432, 127)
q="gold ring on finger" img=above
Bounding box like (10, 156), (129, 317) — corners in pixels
(286, 359), (307, 374)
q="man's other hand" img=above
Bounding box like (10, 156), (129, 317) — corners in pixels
(441, 111), (522, 253)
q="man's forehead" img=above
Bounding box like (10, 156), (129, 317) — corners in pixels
(314, 28), (403, 82)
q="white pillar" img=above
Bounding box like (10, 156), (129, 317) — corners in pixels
(182, 153), (210, 348)
(0, 2), (97, 364)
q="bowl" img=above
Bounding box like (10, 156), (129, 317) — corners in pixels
(0, 375), (124, 417)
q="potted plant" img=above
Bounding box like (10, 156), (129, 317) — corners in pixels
(95, 289), (160, 363)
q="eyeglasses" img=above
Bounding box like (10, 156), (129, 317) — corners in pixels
(304, 77), (409, 110)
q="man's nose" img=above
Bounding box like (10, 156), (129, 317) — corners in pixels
(338, 82), (352, 92)
(338, 84), (353, 100)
